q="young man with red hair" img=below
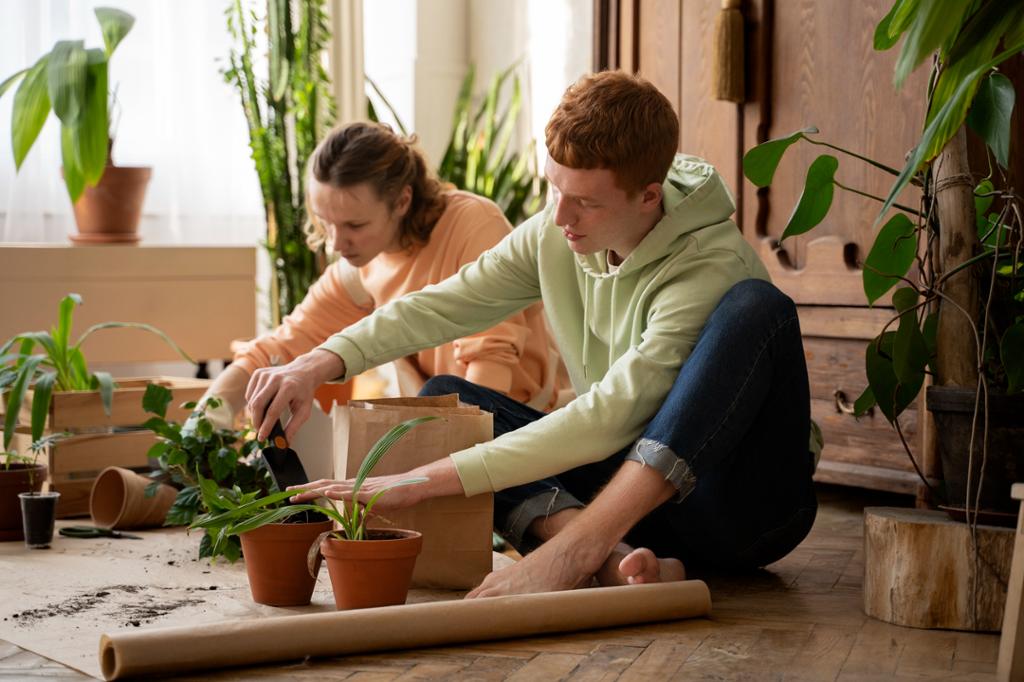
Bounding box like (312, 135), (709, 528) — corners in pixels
(248, 71), (817, 596)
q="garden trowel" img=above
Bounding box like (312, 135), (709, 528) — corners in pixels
(259, 419), (311, 499)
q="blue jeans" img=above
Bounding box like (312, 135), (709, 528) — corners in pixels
(420, 279), (817, 570)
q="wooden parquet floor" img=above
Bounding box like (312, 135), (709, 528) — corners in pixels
(0, 484), (1001, 680)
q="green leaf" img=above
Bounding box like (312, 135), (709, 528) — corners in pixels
(741, 127), (818, 188)
(1002, 322), (1024, 394)
(75, 322), (194, 365)
(78, 55), (108, 186)
(46, 41), (88, 126)
(966, 72), (1014, 169)
(11, 55), (51, 171)
(892, 0), (971, 89)
(142, 415), (181, 443)
(0, 68), (28, 99)
(922, 311), (939, 374)
(198, 530), (214, 558)
(974, 179), (994, 221)
(142, 383), (173, 419)
(865, 332), (923, 423)
(164, 487), (201, 526)
(144, 480), (161, 499)
(863, 213), (918, 304)
(4, 355), (43, 451)
(53, 294), (81, 360)
(209, 447), (237, 481)
(94, 7), (135, 58)
(30, 371), (57, 444)
(221, 535), (242, 563)
(146, 440), (169, 460)
(874, 0), (909, 50)
(891, 287), (928, 385)
(780, 155), (838, 241)
(854, 386), (877, 417)
(61, 123), (85, 203)
(878, 39), (1024, 222)
(92, 371), (114, 416)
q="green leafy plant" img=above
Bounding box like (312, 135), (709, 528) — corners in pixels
(0, 7), (134, 202)
(189, 416), (436, 561)
(141, 384), (273, 561)
(223, 0), (335, 326)
(367, 63), (548, 226)
(742, 0), (1022, 490)
(0, 293), (193, 454)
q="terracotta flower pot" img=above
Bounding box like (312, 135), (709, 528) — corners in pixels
(19, 491), (61, 548)
(67, 165), (152, 244)
(0, 463), (47, 541)
(321, 529), (423, 610)
(239, 519), (333, 606)
(90, 466), (178, 529)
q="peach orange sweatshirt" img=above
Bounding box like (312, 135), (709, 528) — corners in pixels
(232, 191), (562, 408)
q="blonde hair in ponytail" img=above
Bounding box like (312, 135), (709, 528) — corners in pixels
(304, 122), (448, 251)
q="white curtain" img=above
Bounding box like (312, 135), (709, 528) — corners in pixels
(0, 0), (265, 245)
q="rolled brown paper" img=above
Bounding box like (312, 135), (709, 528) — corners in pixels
(90, 466), (178, 530)
(99, 580), (712, 680)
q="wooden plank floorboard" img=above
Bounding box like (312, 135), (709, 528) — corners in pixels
(0, 484), (1002, 680)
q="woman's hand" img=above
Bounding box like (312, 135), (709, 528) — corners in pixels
(246, 349), (345, 441)
(289, 474), (428, 513)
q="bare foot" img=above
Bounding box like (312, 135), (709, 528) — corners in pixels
(596, 543), (686, 586)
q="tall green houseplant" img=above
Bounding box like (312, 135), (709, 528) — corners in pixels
(224, 0), (336, 326)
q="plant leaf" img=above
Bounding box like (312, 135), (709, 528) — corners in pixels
(780, 154), (838, 241)
(46, 40), (88, 126)
(94, 7), (135, 58)
(863, 213), (918, 305)
(61, 123), (85, 203)
(1002, 322), (1024, 394)
(865, 332), (923, 423)
(91, 371), (114, 416)
(75, 322), (194, 364)
(30, 371), (57, 444)
(78, 53), (108, 186)
(53, 294), (81, 362)
(966, 72), (1014, 169)
(0, 68), (28, 99)
(12, 55), (51, 171)
(4, 355), (44, 451)
(142, 383), (173, 419)
(741, 127), (818, 187)
(892, 0), (971, 89)
(854, 385), (877, 417)
(891, 287), (928, 385)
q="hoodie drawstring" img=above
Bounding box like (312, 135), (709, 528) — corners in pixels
(581, 280), (590, 380)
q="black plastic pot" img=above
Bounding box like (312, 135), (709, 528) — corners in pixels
(927, 385), (1024, 515)
(18, 491), (60, 548)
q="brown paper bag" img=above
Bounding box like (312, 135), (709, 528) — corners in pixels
(337, 395), (494, 589)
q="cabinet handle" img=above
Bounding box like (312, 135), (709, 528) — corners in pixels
(834, 389), (872, 416)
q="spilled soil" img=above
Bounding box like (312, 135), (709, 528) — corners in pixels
(5, 584), (215, 628)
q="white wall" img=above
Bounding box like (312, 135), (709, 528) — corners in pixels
(363, 0), (592, 172)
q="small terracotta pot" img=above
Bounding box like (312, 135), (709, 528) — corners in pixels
(239, 519), (333, 606)
(19, 491), (61, 548)
(68, 165), (152, 241)
(90, 466), (178, 529)
(321, 529), (423, 610)
(0, 463), (47, 541)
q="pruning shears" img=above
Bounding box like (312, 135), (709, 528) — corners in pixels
(59, 526), (143, 540)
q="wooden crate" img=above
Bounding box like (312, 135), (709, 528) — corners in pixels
(3, 376), (208, 517)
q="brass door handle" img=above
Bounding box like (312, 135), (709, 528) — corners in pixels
(834, 389), (872, 416)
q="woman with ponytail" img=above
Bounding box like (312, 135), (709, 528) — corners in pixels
(203, 121), (565, 430)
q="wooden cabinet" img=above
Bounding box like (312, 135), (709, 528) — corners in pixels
(594, 0), (990, 495)
(0, 245), (257, 365)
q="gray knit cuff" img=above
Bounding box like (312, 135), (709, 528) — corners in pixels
(502, 487), (584, 552)
(625, 438), (697, 503)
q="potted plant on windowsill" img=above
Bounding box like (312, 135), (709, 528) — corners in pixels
(0, 7), (150, 244)
(189, 416), (435, 609)
(742, 0), (1023, 518)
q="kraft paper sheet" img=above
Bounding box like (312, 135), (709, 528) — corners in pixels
(1, 523), (711, 680)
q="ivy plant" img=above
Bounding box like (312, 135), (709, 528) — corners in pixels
(141, 384), (273, 562)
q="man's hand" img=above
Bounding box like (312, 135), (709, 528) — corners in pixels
(288, 456), (467, 509)
(246, 349), (345, 441)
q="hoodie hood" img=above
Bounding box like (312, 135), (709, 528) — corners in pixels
(574, 154), (742, 378)
(577, 154), (737, 279)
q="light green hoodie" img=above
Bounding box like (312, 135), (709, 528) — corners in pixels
(319, 154), (771, 496)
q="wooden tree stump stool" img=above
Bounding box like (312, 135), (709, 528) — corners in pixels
(864, 506), (1013, 631)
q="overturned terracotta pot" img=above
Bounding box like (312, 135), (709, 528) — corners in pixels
(321, 529), (423, 610)
(240, 519), (334, 606)
(90, 466), (177, 529)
